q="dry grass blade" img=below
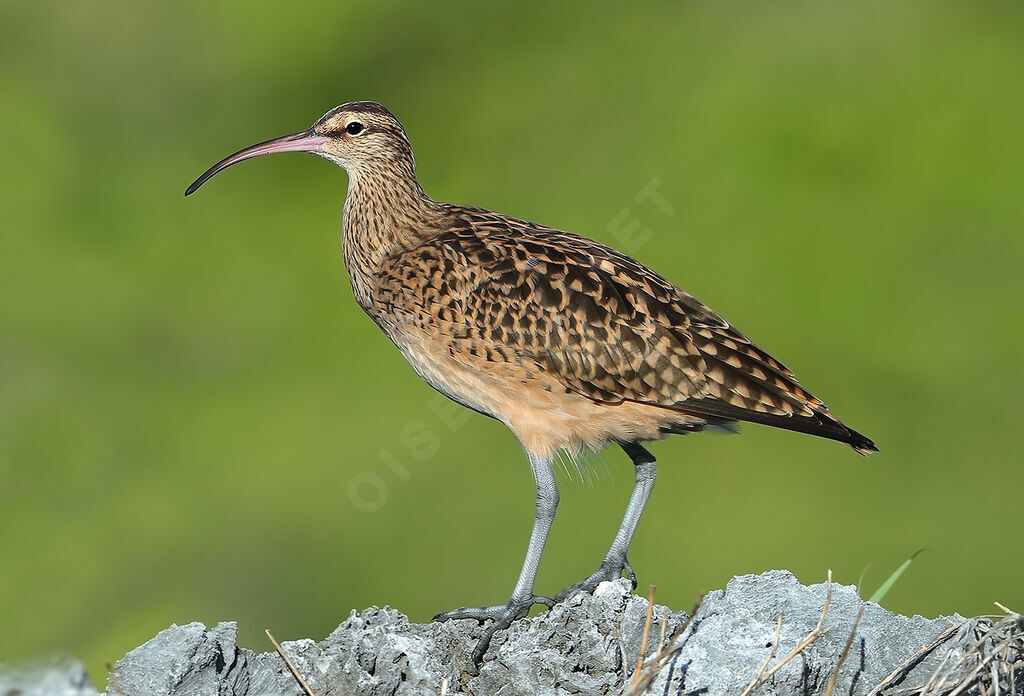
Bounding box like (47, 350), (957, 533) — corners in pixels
(816, 570), (834, 634)
(104, 662), (125, 696)
(658, 607), (668, 662)
(867, 622), (962, 696)
(266, 629), (318, 696)
(631, 584), (657, 686)
(868, 603), (1023, 696)
(825, 604), (866, 696)
(622, 596), (705, 696)
(741, 569), (834, 696)
(739, 613), (784, 696)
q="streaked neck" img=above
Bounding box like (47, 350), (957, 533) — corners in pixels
(342, 163), (445, 310)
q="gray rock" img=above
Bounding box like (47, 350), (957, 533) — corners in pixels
(2, 571), (967, 696)
(639, 570), (958, 696)
(0, 655), (98, 696)
(104, 622), (246, 696)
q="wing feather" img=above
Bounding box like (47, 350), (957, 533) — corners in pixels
(377, 211), (876, 452)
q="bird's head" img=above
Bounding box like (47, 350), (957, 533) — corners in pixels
(185, 101), (415, 196)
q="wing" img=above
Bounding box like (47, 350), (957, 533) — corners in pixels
(379, 211), (876, 452)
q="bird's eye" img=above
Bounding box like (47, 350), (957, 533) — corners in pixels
(346, 121), (364, 136)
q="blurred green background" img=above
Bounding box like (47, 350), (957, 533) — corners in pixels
(2, 0), (1022, 682)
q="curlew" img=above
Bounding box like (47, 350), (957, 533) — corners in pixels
(186, 101), (876, 663)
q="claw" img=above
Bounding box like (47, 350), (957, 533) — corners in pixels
(434, 595), (554, 666)
(554, 555), (636, 602)
(623, 558), (637, 589)
(471, 615), (511, 665)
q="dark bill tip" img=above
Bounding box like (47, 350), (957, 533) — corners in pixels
(184, 129), (327, 197)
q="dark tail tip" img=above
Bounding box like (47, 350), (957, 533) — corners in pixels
(844, 426), (878, 455)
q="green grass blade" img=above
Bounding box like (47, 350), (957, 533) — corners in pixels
(868, 549), (926, 604)
(856, 562), (872, 597)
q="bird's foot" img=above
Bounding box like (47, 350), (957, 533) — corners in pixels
(434, 594), (555, 666)
(554, 554), (636, 602)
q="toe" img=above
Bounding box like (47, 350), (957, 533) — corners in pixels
(622, 558), (637, 589)
(463, 596), (551, 666)
(434, 595), (551, 624)
(554, 559), (637, 603)
(554, 581), (587, 602)
(433, 606), (496, 623)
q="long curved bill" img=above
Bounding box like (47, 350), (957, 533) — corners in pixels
(184, 129), (328, 196)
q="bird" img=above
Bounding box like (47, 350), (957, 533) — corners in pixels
(185, 101), (877, 664)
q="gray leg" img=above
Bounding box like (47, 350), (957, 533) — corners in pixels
(434, 453), (559, 664)
(510, 451), (559, 602)
(555, 441), (656, 601)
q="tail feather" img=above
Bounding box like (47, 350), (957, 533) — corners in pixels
(672, 398), (878, 454)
